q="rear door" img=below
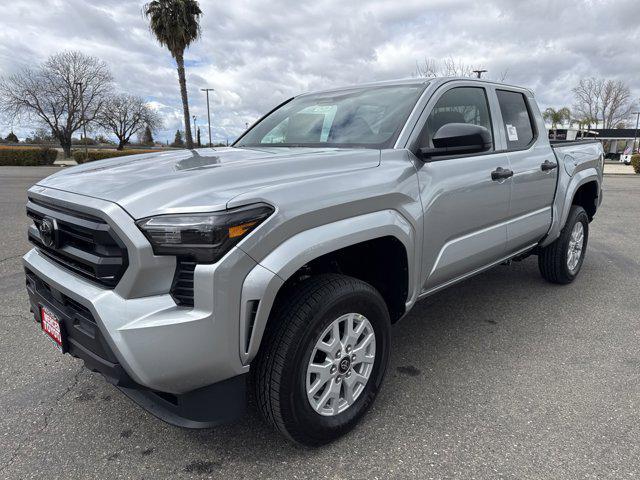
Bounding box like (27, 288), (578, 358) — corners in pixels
(494, 89), (557, 254)
(408, 81), (513, 293)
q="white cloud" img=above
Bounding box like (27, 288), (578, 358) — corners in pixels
(1, 0), (639, 141)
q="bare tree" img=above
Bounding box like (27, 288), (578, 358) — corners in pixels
(415, 58), (439, 78)
(414, 56), (508, 81)
(572, 77), (602, 127)
(573, 77), (636, 129)
(98, 94), (162, 150)
(601, 80), (634, 129)
(0, 51), (112, 158)
(441, 57), (475, 77)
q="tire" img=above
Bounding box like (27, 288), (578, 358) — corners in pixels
(252, 274), (391, 446)
(538, 205), (589, 284)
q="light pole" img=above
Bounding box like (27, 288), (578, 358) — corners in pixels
(632, 111), (640, 154)
(473, 69), (487, 79)
(192, 115), (197, 147)
(75, 81), (88, 160)
(201, 88), (214, 147)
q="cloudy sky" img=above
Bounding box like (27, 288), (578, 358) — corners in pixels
(1, 0), (639, 143)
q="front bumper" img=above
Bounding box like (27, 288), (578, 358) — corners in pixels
(26, 265), (247, 427)
(23, 245), (255, 394)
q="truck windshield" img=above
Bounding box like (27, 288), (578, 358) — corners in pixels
(235, 84), (426, 149)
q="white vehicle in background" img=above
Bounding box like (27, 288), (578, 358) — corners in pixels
(620, 153), (633, 165)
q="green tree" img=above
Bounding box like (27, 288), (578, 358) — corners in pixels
(171, 129), (184, 147)
(5, 131), (19, 143)
(141, 125), (154, 145)
(144, 0), (202, 150)
(571, 115), (598, 130)
(543, 107), (571, 139)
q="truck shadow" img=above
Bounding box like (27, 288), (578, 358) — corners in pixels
(93, 253), (605, 472)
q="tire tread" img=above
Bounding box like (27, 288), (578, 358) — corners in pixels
(538, 205), (588, 284)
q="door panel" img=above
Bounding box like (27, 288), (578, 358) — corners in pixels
(505, 205), (552, 249)
(506, 148), (555, 251)
(408, 82), (512, 293)
(416, 153), (511, 291)
(495, 90), (557, 253)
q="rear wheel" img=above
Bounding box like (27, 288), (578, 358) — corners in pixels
(538, 205), (589, 284)
(252, 274), (390, 446)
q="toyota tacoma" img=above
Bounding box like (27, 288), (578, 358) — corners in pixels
(24, 77), (603, 445)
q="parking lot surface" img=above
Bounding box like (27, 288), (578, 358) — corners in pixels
(1, 166), (638, 479)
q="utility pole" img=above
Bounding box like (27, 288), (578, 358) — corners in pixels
(192, 115), (197, 148)
(473, 69), (487, 79)
(201, 88), (214, 147)
(75, 82), (88, 160)
(633, 111), (640, 154)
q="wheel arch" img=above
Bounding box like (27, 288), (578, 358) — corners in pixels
(238, 210), (417, 365)
(541, 170), (601, 248)
(571, 179), (599, 220)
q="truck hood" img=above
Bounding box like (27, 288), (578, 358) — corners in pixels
(37, 147), (380, 218)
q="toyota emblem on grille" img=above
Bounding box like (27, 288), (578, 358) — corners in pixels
(38, 217), (58, 248)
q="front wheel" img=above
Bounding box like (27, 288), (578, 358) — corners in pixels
(538, 205), (589, 284)
(252, 274), (391, 446)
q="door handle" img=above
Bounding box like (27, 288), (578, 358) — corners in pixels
(491, 167), (514, 181)
(541, 160), (558, 171)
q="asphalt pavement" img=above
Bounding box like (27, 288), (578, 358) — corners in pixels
(1, 166), (638, 479)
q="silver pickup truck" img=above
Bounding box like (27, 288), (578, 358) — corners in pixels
(24, 77), (603, 445)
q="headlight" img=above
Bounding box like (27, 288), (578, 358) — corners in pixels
(136, 203), (274, 263)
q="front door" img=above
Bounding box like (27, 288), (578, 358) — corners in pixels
(410, 83), (513, 293)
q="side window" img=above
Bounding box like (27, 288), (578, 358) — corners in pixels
(496, 90), (535, 149)
(421, 87), (493, 150)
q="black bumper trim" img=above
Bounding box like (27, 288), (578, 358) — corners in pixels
(118, 374), (247, 429)
(25, 267), (136, 387)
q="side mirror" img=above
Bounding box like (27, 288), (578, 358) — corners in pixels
(418, 123), (492, 159)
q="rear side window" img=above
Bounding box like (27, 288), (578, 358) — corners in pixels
(421, 87), (493, 150)
(496, 90), (535, 149)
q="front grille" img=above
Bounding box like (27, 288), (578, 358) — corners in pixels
(27, 198), (128, 288)
(25, 268), (96, 327)
(171, 258), (196, 306)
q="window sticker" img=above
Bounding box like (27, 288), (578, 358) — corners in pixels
(506, 124), (518, 142)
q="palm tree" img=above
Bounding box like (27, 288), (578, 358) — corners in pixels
(543, 107), (571, 139)
(580, 116), (598, 130)
(144, 0), (202, 149)
(570, 116), (598, 138)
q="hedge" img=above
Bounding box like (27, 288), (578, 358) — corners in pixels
(0, 146), (58, 166)
(631, 154), (640, 174)
(73, 149), (158, 164)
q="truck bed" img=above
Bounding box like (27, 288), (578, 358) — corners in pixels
(540, 138), (604, 248)
(549, 139), (601, 147)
